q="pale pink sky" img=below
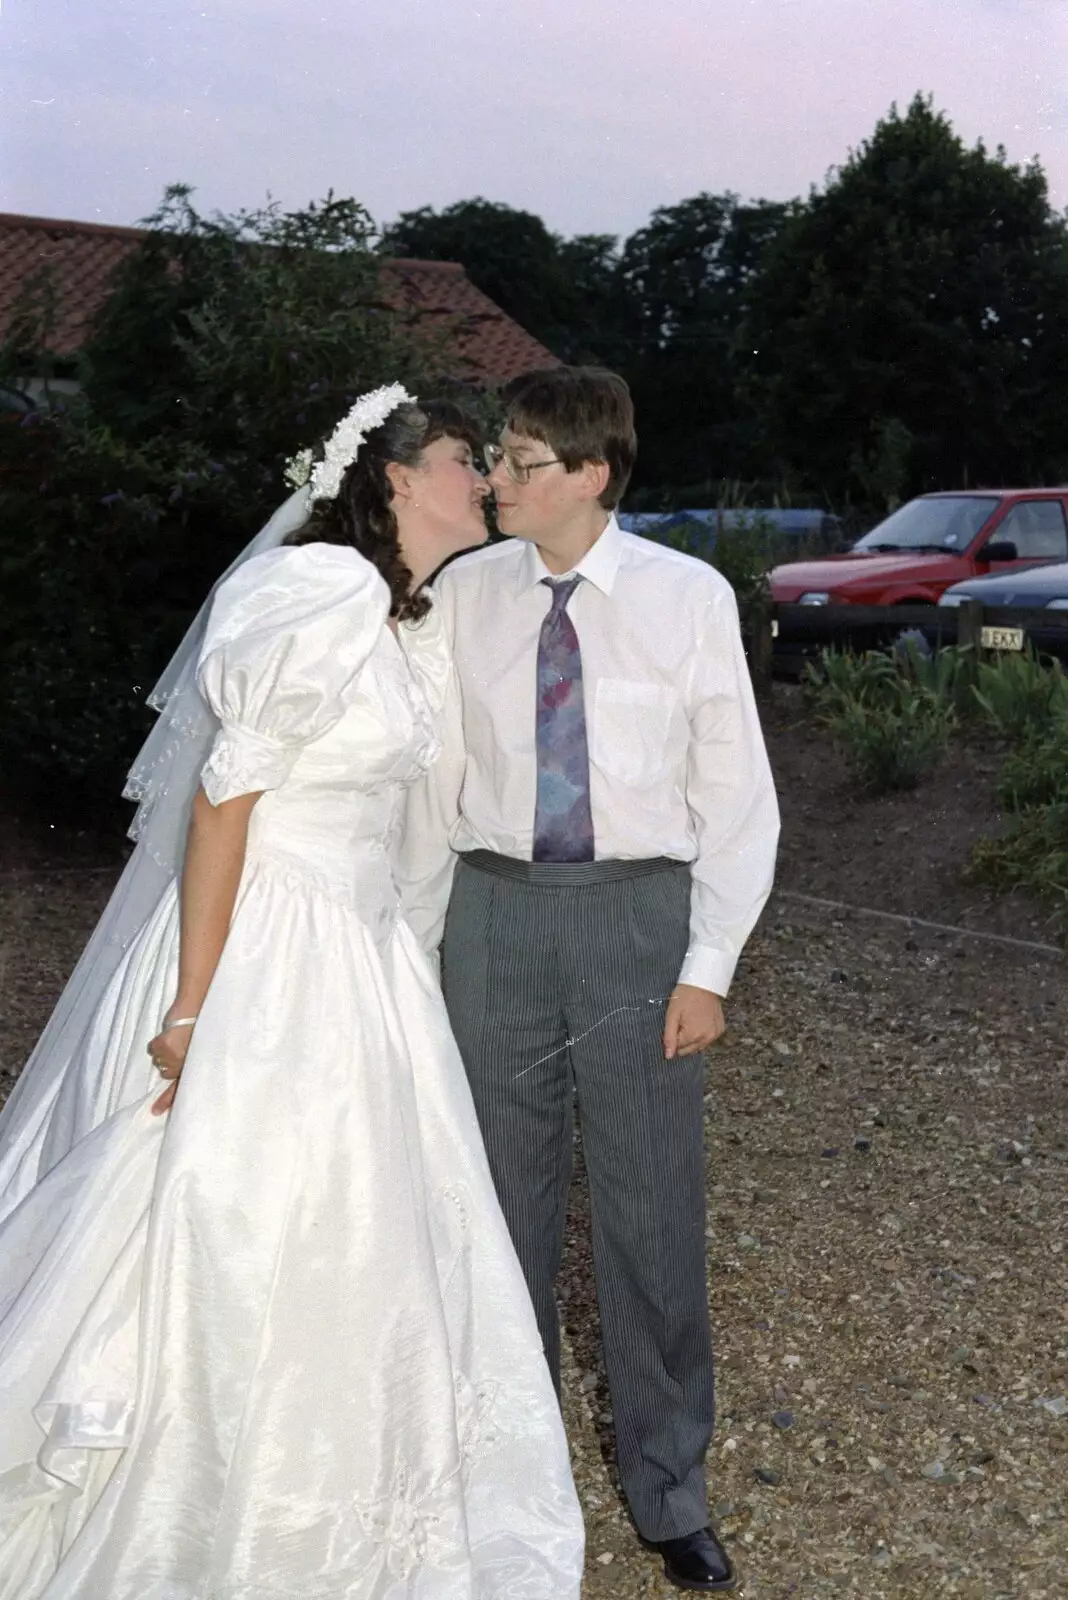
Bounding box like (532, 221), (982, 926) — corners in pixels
(2, 0), (1066, 237)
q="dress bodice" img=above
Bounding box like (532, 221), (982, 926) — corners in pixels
(246, 627), (442, 877)
(195, 544), (450, 899)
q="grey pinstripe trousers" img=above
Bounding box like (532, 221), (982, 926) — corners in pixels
(441, 851), (714, 1542)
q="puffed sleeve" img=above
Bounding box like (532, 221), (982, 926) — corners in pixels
(195, 544), (390, 805)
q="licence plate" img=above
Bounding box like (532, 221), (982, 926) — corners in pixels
(980, 625), (1025, 652)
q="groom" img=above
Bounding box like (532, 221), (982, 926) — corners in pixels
(399, 366), (778, 1593)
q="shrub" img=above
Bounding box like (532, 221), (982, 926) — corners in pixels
(805, 646), (956, 791)
(824, 693), (955, 791)
(973, 648), (1068, 742)
(804, 640), (973, 717)
(0, 414), (243, 814)
(0, 188), (444, 811)
(893, 635), (978, 717)
(806, 647), (905, 717)
(969, 804), (1068, 928)
(970, 676), (1068, 932)
(995, 713), (1068, 812)
(706, 515), (776, 609)
(657, 509), (779, 609)
(804, 642), (1068, 904)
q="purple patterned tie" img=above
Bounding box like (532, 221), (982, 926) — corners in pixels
(533, 576), (595, 863)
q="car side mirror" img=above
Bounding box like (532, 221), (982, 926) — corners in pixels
(979, 540), (1018, 562)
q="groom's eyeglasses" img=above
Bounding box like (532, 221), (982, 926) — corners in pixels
(484, 442), (562, 487)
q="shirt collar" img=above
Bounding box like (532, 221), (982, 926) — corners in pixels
(515, 514), (624, 598)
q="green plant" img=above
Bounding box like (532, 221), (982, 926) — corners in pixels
(973, 649), (1068, 741)
(656, 509), (778, 608)
(803, 647), (903, 716)
(849, 415), (914, 512)
(707, 513), (777, 608)
(825, 694), (955, 792)
(0, 414), (233, 812)
(970, 677), (1068, 933)
(894, 638), (978, 715)
(969, 803), (1068, 928)
(804, 644), (957, 791)
(995, 713), (1068, 812)
(0, 187), (444, 809)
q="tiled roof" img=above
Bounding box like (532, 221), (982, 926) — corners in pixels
(379, 257), (559, 383)
(0, 214), (147, 361)
(0, 212), (559, 384)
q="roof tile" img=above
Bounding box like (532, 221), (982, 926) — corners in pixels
(0, 212), (559, 384)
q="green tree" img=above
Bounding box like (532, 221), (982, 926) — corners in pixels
(383, 198), (573, 354)
(0, 187), (443, 811)
(555, 232), (626, 364)
(84, 185), (437, 476)
(382, 198), (628, 365)
(381, 192), (795, 492)
(615, 193), (789, 493)
(741, 95), (1068, 505)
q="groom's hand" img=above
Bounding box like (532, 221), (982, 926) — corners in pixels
(663, 984), (725, 1060)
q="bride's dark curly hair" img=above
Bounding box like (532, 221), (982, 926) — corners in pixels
(287, 398), (483, 622)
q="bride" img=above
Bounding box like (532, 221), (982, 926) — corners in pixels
(0, 386), (585, 1598)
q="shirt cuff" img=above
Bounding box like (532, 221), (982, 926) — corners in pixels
(677, 944), (737, 998)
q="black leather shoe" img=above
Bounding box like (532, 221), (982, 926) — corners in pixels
(639, 1525), (736, 1592)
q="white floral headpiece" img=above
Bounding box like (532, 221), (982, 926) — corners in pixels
(284, 382), (415, 500)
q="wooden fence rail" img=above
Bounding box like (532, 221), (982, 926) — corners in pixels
(744, 598), (1068, 685)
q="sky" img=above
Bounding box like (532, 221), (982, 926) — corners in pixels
(1, 0), (1067, 241)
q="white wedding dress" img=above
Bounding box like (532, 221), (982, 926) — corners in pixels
(0, 545), (584, 1599)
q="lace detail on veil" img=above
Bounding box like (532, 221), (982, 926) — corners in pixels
(122, 487), (314, 880)
(0, 489), (312, 1173)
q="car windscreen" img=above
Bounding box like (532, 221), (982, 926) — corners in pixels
(853, 496), (998, 553)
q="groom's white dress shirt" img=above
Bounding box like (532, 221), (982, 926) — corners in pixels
(398, 514), (780, 997)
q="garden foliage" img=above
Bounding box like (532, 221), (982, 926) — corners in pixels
(804, 646), (958, 792)
(969, 657), (1068, 925)
(0, 190), (447, 812)
(806, 642), (1068, 929)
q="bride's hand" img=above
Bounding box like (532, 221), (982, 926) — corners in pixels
(148, 1016), (196, 1116)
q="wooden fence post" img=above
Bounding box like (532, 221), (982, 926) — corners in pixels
(955, 597), (983, 699)
(956, 597), (984, 656)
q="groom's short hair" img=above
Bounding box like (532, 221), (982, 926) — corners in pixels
(503, 366), (637, 510)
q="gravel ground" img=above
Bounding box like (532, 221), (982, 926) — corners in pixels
(2, 701), (1067, 1598)
(563, 904), (1067, 1599)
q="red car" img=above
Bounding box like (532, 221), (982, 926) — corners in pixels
(770, 490), (1068, 607)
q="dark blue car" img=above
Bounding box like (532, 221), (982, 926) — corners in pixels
(939, 560), (1068, 659)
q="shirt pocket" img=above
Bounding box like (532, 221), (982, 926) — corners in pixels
(591, 677), (679, 786)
